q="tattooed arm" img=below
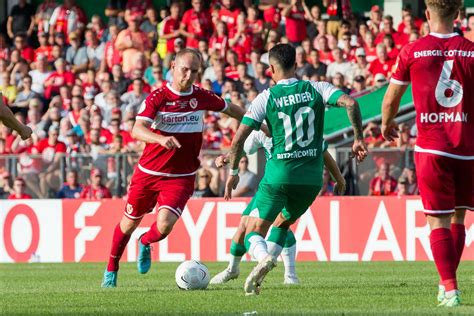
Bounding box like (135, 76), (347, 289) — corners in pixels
(334, 94), (368, 162)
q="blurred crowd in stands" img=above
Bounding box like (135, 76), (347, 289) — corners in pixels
(1, 0), (473, 199)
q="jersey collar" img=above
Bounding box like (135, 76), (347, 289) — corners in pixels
(167, 82), (194, 96)
(429, 32), (459, 39)
(276, 78), (298, 85)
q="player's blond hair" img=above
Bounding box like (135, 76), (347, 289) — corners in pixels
(425, 0), (463, 19)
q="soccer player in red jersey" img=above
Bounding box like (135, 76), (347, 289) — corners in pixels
(101, 49), (247, 288)
(381, 0), (473, 307)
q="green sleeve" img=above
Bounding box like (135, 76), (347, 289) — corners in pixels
(327, 90), (345, 107)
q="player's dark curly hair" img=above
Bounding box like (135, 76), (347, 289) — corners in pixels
(269, 44), (296, 72)
(425, 0), (463, 19)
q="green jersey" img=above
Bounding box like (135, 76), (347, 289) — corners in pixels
(242, 78), (343, 185)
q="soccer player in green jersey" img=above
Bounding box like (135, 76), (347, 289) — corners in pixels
(210, 130), (346, 286)
(224, 43), (368, 295)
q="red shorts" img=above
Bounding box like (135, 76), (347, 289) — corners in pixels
(124, 168), (195, 220)
(415, 152), (474, 215)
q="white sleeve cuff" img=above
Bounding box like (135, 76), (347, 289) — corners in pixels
(390, 78), (410, 85)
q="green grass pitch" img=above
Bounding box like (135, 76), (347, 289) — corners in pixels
(1, 261), (473, 315)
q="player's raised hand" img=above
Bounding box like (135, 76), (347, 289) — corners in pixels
(351, 139), (368, 162)
(224, 175), (239, 200)
(215, 154), (229, 168)
(159, 136), (181, 149)
(381, 120), (399, 142)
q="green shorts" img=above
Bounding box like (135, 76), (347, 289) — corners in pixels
(244, 183), (321, 222)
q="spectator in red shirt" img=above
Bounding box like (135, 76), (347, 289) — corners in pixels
(383, 34), (400, 61)
(14, 34), (35, 64)
(224, 50), (239, 81)
(364, 122), (384, 148)
(80, 168), (112, 199)
(375, 15), (401, 48)
(43, 58), (75, 100)
(368, 44), (394, 84)
(229, 15), (252, 63)
(160, 2), (181, 67)
(180, 0), (213, 49)
(210, 22), (229, 60)
(367, 5), (383, 35)
(368, 162), (397, 196)
(8, 177), (32, 199)
(34, 32), (54, 63)
(282, 0), (308, 46)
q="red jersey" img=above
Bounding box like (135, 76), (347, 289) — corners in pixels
(35, 139), (67, 163)
(225, 65), (239, 81)
(285, 7), (307, 43)
(209, 35), (228, 59)
(161, 16), (180, 53)
(263, 7), (281, 30)
(368, 58), (395, 78)
(80, 185), (112, 199)
(181, 9), (213, 49)
(135, 83), (227, 176)
(218, 7), (240, 38)
(391, 32), (474, 158)
(8, 193), (32, 200)
(35, 46), (53, 62)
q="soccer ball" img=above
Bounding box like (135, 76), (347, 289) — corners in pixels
(175, 260), (210, 290)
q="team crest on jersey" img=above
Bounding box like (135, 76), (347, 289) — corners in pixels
(190, 98), (198, 109)
(138, 101), (146, 114)
(126, 203), (134, 214)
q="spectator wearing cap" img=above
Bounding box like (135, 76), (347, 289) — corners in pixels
(350, 75), (368, 97)
(8, 177), (32, 200)
(43, 58), (75, 100)
(374, 73), (388, 88)
(180, 0), (213, 49)
(120, 78), (149, 116)
(115, 12), (151, 75)
(0, 172), (13, 199)
(80, 168), (112, 199)
(57, 170), (83, 198)
(326, 47), (352, 84)
(7, 0), (35, 39)
(368, 44), (394, 85)
(351, 48), (370, 82)
(85, 29), (105, 70)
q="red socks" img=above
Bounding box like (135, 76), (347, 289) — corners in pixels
(450, 224), (465, 269)
(140, 221), (167, 245)
(107, 224), (131, 272)
(430, 228), (458, 291)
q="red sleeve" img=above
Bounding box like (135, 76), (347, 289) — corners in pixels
(103, 188), (112, 198)
(200, 89), (227, 112)
(136, 91), (162, 122)
(80, 187), (88, 198)
(56, 142), (67, 153)
(391, 43), (412, 84)
(181, 10), (191, 28)
(369, 177), (376, 191)
(65, 72), (75, 85)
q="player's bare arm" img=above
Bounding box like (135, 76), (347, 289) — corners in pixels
(381, 83), (408, 142)
(132, 119), (181, 149)
(323, 151), (346, 195)
(222, 102), (246, 122)
(0, 94), (33, 140)
(224, 124), (254, 200)
(334, 94), (368, 162)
